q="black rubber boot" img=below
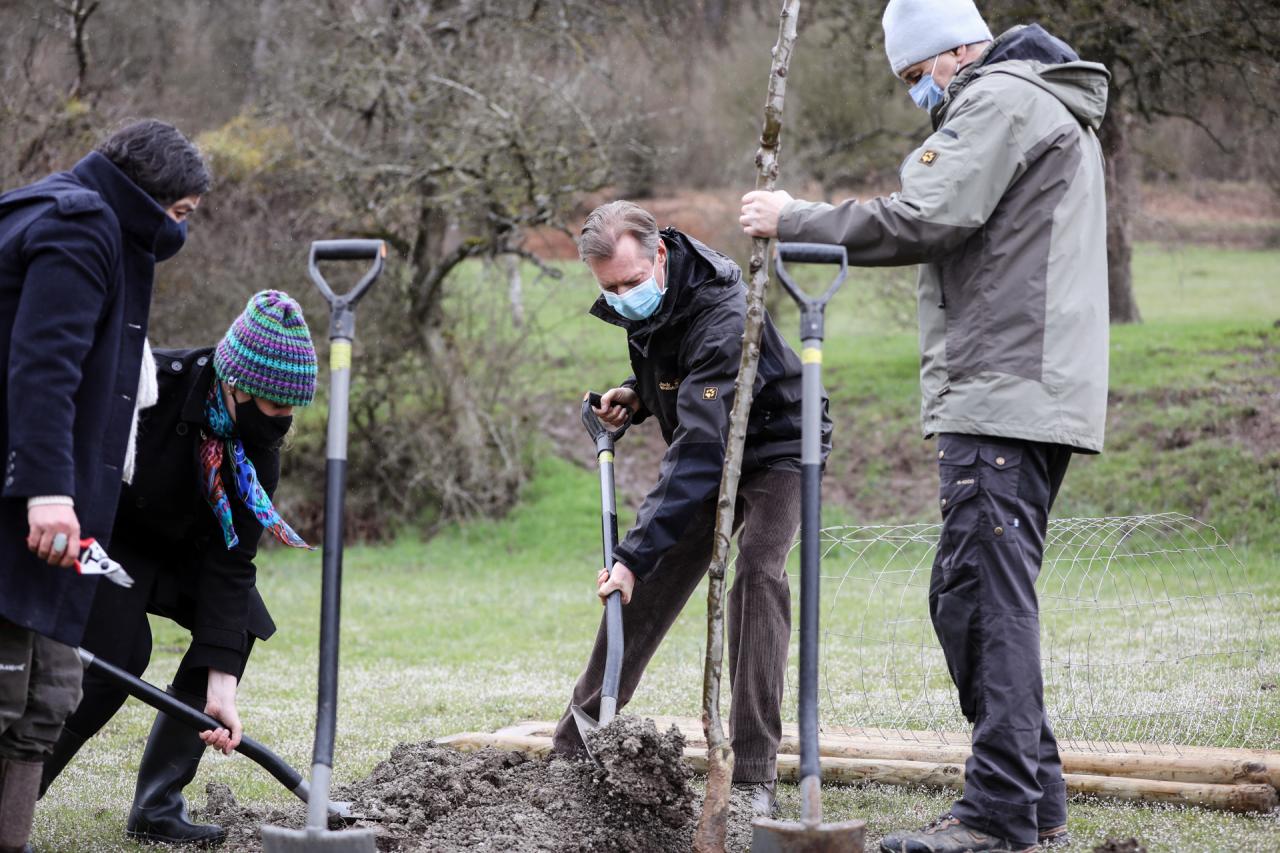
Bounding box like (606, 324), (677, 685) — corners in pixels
(0, 757), (42, 853)
(125, 687), (225, 847)
(37, 727), (86, 799)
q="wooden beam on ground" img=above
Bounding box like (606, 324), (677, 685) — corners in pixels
(445, 731), (1279, 813)
(499, 718), (1280, 789)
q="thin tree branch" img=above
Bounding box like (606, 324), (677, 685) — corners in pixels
(694, 3), (801, 851)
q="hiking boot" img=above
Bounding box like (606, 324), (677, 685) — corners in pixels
(1038, 824), (1070, 848)
(879, 812), (1036, 853)
(734, 778), (777, 817)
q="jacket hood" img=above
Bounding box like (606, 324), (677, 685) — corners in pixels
(947, 24), (1110, 130)
(589, 227), (742, 336)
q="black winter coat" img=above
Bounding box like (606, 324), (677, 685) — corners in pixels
(590, 228), (832, 580)
(0, 153), (172, 646)
(104, 347), (279, 679)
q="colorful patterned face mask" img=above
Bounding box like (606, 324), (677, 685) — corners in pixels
(199, 382), (312, 550)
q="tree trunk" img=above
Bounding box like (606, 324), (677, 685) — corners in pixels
(250, 0), (281, 101)
(1099, 108), (1142, 324)
(505, 254), (525, 328)
(421, 323), (493, 518)
(693, 3), (801, 851)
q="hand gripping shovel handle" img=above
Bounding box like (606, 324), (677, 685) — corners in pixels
(75, 649), (353, 817)
(582, 392), (630, 444)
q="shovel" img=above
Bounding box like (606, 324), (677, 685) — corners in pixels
(75, 648), (358, 820)
(751, 243), (865, 853)
(569, 390), (630, 763)
(261, 239), (386, 853)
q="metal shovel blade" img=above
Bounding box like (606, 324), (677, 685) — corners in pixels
(750, 816), (866, 853)
(570, 704), (602, 766)
(261, 825), (377, 852)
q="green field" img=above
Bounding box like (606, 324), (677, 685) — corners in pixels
(35, 244), (1280, 851)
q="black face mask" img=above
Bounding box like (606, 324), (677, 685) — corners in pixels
(154, 218), (187, 262)
(235, 399), (292, 447)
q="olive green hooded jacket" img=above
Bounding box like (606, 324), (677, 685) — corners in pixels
(779, 25), (1110, 452)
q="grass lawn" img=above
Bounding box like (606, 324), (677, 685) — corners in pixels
(35, 244), (1279, 851)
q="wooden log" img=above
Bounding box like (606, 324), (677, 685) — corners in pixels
(503, 717), (1280, 790)
(447, 731), (1279, 813)
(435, 732), (556, 759)
(1063, 776), (1277, 814)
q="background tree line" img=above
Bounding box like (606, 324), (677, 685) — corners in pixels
(2, 0), (1277, 536)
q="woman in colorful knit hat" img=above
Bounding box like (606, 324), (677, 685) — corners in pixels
(39, 291), (317, 846)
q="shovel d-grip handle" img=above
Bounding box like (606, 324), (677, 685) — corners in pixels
(308, 239), (387, 339)
(774, 242), (849, 341)
(582, 391), (630, 445)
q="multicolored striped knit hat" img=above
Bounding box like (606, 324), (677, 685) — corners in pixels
(213, 290), (317, 406)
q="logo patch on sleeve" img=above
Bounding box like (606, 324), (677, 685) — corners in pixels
(920, 150), (939, 166)
(702, 386), (718, 400)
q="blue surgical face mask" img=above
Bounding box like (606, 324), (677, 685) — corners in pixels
(603, 262), (665, 321)
(909, 55), (945, 112)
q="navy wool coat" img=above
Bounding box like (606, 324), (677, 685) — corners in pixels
(0, 153), (174, 646)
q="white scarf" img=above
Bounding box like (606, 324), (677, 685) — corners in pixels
(123, 338), (160, 484)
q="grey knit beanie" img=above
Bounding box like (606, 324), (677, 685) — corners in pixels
(882, 0), (993, 75)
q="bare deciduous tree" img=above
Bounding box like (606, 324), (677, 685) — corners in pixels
(262, 0), (643, 525)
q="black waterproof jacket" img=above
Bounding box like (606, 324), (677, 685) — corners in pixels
(590, 228), (831, 581)
(0, 154), (169, 646)
(97, 347), (279, 679)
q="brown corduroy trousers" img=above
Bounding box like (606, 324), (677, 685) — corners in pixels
(552, 466), (800, 783)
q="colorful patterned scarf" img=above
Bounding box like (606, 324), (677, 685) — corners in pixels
(199, 383), (312, 550)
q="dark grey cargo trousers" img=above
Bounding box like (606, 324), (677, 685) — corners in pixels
(930, 433), (1072, 847)
(552, 466), (800, 783)
(0, 619), (83, 761)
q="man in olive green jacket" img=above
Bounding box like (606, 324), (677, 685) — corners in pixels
(741, 1), (1110, 850)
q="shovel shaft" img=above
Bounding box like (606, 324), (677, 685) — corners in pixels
(77, 649), (305, 795)
(798, 339), (823, 785)
(597, 440), (624, 714)
(601, 590), (623, 717)
(597, 440), (619, 564)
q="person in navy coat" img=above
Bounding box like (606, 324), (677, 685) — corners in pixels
(0, 120), (208, 853)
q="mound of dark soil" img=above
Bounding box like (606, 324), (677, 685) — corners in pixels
(197, 716), (760, 852)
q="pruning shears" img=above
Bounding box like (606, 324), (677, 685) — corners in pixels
(73, 538), (135, 588)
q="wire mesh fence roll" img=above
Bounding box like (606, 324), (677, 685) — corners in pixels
(786, 513), (1267, 754)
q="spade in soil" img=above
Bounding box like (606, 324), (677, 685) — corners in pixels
(569, 391), (631, 763)
(751, 243), (866, 853)
(261, 239), (386, 853)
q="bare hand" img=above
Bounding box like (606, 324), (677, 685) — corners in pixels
(27, 504), (81, 568)
(597, 561), (635, 605)
(739, 190), (795, 239)
(590, 387), (638, 429)
(200, 669), (243, 755)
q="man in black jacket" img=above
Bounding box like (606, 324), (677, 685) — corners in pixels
(0, 120), (207, 853)
(552, 201), (830, 815)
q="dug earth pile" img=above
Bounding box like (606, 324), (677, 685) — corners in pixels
(199, 715), (756, 852)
